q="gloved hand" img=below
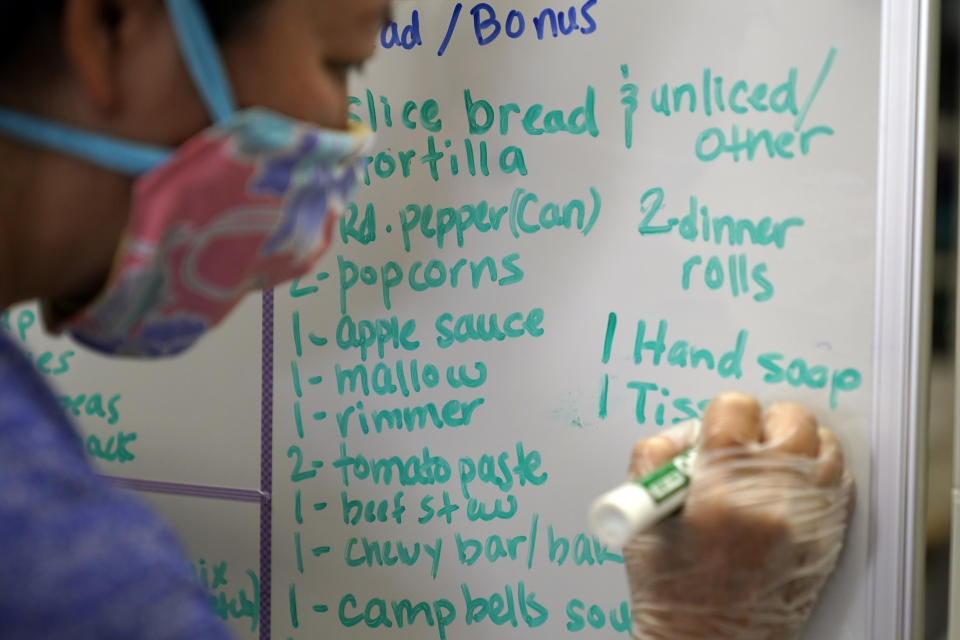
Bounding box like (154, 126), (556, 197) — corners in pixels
(623, 392), (855, 640)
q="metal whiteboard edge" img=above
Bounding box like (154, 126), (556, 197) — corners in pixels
(870, 0), (936, 638)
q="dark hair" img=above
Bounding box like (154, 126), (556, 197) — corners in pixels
(0, 0), (268, 74)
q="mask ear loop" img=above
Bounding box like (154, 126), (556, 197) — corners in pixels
(164, 0), (238, 126)
(0, 108), (173, 175)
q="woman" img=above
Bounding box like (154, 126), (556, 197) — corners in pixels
(0, 1), (853, 638)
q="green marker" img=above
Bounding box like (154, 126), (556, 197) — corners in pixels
(589, 420), (701, 547)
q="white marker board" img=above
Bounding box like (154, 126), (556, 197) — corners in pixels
(6, 0), (935, 638)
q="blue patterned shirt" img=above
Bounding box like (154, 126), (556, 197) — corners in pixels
(0, 332), (233, 639)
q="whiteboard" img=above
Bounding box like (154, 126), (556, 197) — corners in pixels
(7, 0), (934, 638)
(2, 295), (263, 489)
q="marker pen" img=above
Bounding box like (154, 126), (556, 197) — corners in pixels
(589, 420), (701, 547)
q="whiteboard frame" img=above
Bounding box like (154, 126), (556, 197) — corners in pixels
(871, 0), (938, 637)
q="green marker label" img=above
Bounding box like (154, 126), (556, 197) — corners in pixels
(638, 448), (697, 504)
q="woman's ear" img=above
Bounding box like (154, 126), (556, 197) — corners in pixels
(62, 0), (163, 112)
(58, 0), (210, 148)
(62, 0), (124, 110)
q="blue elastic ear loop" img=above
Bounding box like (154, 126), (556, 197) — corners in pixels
(0, 108), (173, 176)
(164, 0), (238, 125)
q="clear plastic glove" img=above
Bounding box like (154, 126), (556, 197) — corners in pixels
(623, 392), (855, 640)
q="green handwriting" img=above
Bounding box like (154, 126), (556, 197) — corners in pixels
(361, 136), (526, 185)
(338, 593), (456, 640)
(436, 308), (545, 349)
(634, 319), (747, 378)
(399, 186), (602, 253)
(348, 91), (443, 133)
(457, 443), (547, 500)
(417, 492), (521, 526)
(59, 393), (122, 425)
(695, 124), (833, 162)
(461, 581), (549, 630)
(336, 314), (419, 362)
(547, 526), (623, 567)
(639, 194), (804, 249)
(2, 309), (76, 376)
(648, 49), (839, 162)
(334, 442), (547, 498)
(465, 87), (599, 138)
(565, 599), (631, 634)
(757, 351), (862, 409)
(338, 254), (524, 315)
(335, 359), (488, 398)
(191, 560), (260, 632)
(342, 490), (406, 526)
(86, 431), (136, 464)
(624, 380), (712, 426)
(336, 397), (485, 438)
(682, 253), (775, 302)
(345, 536), (442, 579)
(456, 513), (540, 570)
